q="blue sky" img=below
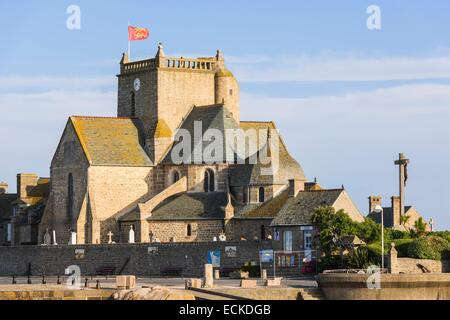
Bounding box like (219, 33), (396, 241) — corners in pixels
(1, 0), (450, 229)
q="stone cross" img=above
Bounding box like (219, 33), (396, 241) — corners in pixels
(394, 153), (410, 217)
(128, 226), (135, 244)
(107, 231), (114, 244)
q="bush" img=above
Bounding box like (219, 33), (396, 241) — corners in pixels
(317, 255), (343, 272)
(407, 236), (450, 260)
(393, 239), (414, 257)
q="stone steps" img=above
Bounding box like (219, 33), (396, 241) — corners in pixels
(298, 288), (326, 300)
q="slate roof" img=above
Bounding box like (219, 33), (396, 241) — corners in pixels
(367, 206), (413, 227)
(229, 121), (305, 186)
(271, 189), (344, 226)
(161, 105), (240, 164)
(233, 188), (290, 219)
(149, 192), (228, 220)
(70, 116), (153, 166)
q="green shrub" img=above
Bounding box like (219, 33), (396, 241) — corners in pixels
(407, 236), (450, 260)
(393, 239), (414, 257)
(387, 229), (410, 240)
(347, 247), (378, 269)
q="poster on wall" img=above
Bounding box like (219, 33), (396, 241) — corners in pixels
(260, 250), (274, 263)
(207, 250), (221, 267)
(75, 249), (85, 260)
(225, 246), (237, 258)
(147, 246), (159, 255)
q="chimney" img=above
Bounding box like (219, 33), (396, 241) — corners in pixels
(368, 196), (382, 213)
(17, 173), (38, 199)
(289, 179), (305, 197)
(391, 196), (401, 226)
(0, 182), (8, 195)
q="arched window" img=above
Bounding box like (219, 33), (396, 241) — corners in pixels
(173, 171), (180, 184)
(204, 169), (215, 192)
(67, 173), (74, 218)
(261, 225), (266, 240)
(258, 187), (265, 203)
(186, 224), (192, 237)
(130, 92), (136, 117)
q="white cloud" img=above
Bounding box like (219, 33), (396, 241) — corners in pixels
(230, 54), (450, 82)
(0, 75), (115, 92)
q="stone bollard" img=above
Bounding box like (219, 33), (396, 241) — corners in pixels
(240, 279), (257, 288)
(261, 269), (267, 280)
(116, 275), (136, 290)
(214, 270), (220, 280)
(204, 264), (214, 288)
(389, 243), (399, 274)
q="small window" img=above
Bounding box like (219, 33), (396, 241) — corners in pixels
(130, 92), (136, 117)
(170, 170), (180, 185)
(258, 187), (265, 203)
(6, 223), (12, 242)
(204, 169), (215, 192)
(186, 224), (192, 237)
(229, 89), (233, 96)
(261, 225), (266, 240)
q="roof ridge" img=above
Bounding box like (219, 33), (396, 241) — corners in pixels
(71, 116), (136, 120)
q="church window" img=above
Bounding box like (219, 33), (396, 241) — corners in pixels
(259, 187), (265, 203)
(130, 92), (136, 117)
(173, 170), (180, 184)
(67, 173), (74, 219)
(229, 89), (233, 96)
(186, 224), (192, 237)
(204, 169), (215, 192)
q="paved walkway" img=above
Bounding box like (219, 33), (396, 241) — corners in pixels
(0, 276), (317, 291)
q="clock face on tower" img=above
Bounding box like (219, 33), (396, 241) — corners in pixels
(133, 78), (141, 92)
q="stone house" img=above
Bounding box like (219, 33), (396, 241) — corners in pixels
(270, 182), (364, 254)
(0, 175), (49, 246)
(367, 196), (430, 231)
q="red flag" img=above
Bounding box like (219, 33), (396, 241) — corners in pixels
(128, 26), (150, 41)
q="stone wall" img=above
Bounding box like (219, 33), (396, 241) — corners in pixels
(388, 243), (450, 274)
(0, 241), (272, 277)
(147, 220), (225, 243)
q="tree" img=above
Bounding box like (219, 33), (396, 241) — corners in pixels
(412, 217), (428, 238)
(400, 214), (411, 229)
(311, 206), (358, 256)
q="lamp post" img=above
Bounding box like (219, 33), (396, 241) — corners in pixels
(374, 205), (384, 271)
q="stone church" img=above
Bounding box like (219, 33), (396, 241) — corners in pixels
(35, 44), (364, 246)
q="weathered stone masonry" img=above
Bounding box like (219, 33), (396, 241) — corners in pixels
(0, 241), (272, 277)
